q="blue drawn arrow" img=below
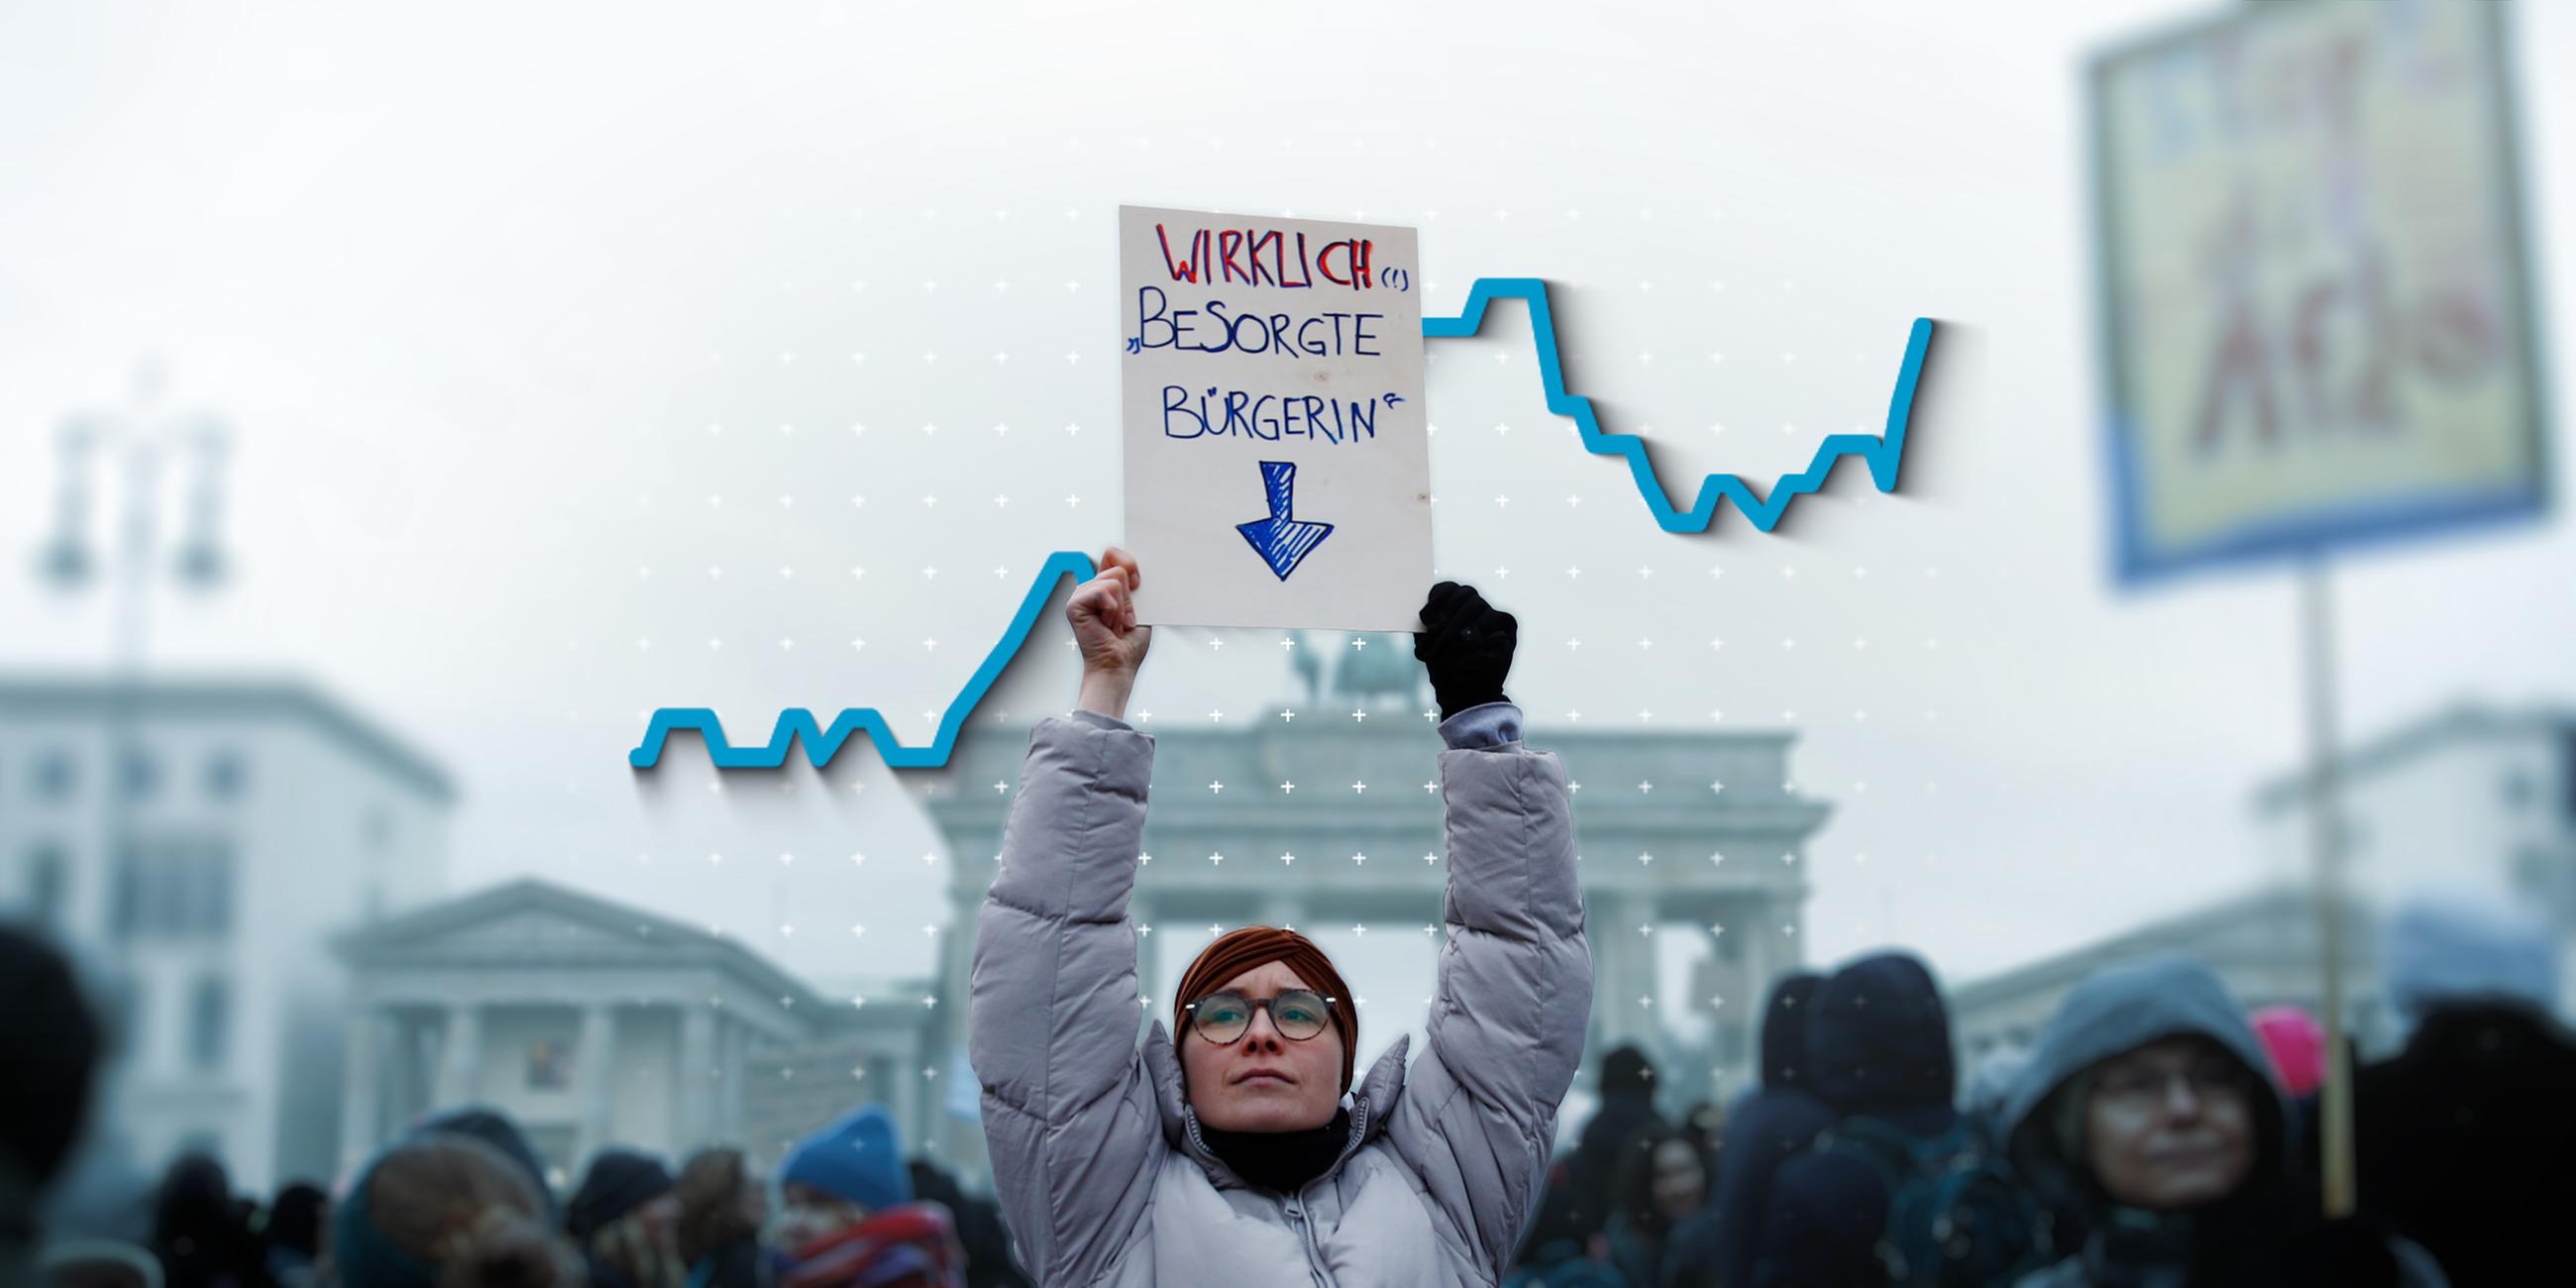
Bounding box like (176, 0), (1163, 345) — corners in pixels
(1234, 461), (1335, 581)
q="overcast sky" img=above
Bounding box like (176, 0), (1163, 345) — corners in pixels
(6, 0), (2573, 1070)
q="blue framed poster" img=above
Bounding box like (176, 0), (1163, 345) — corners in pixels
(2090, 0), (2552, 584)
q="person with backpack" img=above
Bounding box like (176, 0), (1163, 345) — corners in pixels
(1703, 972), (1835, 1288)
(2001, 956), (2446, 1288)
(1752, 951), (2040, 1288)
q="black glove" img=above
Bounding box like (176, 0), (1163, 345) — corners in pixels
(1412, 582), (1516, 720)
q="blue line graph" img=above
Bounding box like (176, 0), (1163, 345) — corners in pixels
(629, 279), (1937, 770)
(1427, 278), (1934, 532)
(630, 549), (1100, 769)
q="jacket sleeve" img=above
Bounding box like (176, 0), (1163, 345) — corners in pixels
(1385, 702), (1595, 1277)
(968, 711), (1161, 1286)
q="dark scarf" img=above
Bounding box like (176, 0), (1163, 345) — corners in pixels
(1200, 1109), (1353, 1195)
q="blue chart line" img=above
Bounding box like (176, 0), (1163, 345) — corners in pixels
(1426, 278), (1935, 532)
(630, 549), (1099, 770)
(629, 278), (1937, 770)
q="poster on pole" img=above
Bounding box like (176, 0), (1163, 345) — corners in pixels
(2091, 0), (2550, 585)
(1119, 205), (1431, 630)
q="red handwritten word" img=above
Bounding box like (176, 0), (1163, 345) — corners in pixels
(2192, 238), (2501, 453)
(1155, 223), (1373, 291)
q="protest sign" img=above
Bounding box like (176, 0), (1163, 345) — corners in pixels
(2092, 1), (2548, 583)
(1119, 205), (1431, 629)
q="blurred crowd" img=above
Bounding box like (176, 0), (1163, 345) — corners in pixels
(1504, 897), (2574, 1288)
(8, 893), (2571, 1288)
(0, 925), (1029, 1288)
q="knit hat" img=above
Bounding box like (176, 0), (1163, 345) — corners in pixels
(1171, 926), (1359, 1093)
(565, 1148), (673, 1241)
(779, 1107), (910, 1214)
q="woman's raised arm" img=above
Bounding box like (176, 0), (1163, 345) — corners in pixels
(967, 548), (1165, 1285)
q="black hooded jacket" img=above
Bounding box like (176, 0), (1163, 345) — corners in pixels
(1689, 972), (1833, 1288)
(1751, 953), (1958, 1288)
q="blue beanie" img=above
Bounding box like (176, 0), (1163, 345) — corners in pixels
(778, 1106), (909, 1212)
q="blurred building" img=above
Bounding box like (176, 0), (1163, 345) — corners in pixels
(1951, 887), (2386, 1062)
(1954, 700), (2576, 1062)
(912, 641), (1830, 1180)
(0, 675), (455, 1194)
(335, 878), (927, 1185)
(2248, 700), (2576, 966)
(740, 980), (940, 1172)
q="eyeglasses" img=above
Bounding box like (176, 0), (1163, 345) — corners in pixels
(2091, 1059), (2252, 1108)
(1183, 989), (1337, 1045)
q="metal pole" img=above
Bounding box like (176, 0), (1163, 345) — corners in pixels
(2300, 556), (2356, 1217)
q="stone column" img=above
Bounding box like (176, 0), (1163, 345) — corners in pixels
(1594, 890), (1653, 1052)
(573, 1005), (615, 1166)
(677, 1001), (716, 1149)
(436, 1002), (483, 1108)
(338, 1005), (385, 1177)
(718, 1017), (751, 1145)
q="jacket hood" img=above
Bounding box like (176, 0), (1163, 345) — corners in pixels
(2001, 956), (2289, 1210)
(1804, 952), (1956, 1115)
(1146, 1020), (1408, 1190)
(1760, 971), (1827, 1091)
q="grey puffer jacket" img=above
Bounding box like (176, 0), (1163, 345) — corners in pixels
(969, 707), (1592, 1287)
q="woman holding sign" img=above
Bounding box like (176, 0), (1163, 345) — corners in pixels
(968, 547), (1592, 1286)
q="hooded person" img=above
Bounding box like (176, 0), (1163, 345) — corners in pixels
(568, 1148), (686, 1288)
(967, 553), (1594, 1287)
(1749, 952), (1965, 1288)
(772, 1109), (962, 1288)
(1565, 1046), (1665, 1238)
(331, 1132), (581, 1288)
(1698, 971), (1834, 1288)
(2352, 896), (2576, 1288)
(2001, 956), (2445, 1288)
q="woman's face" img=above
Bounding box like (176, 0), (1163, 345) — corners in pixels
(2082, 1035), (2257, 1211)
(1649, 1139), (1707, 1222)
(1180, 960), (1345, 1133)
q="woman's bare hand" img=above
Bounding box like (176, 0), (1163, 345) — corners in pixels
(1068, 547), (1150, 717)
